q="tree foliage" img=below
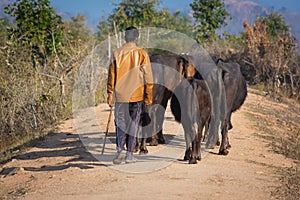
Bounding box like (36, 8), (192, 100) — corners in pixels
(97, 0), (193, 41)
(190, 0), (231, 44)
(4, 0), (64, 57)
(110, 0), (158, 29)
(0, 0), (94, 159)
(64, 14), (92, 47)
(243, 14), (299, 99)
(257, 12), (290, 38)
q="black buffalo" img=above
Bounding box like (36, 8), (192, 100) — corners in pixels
(170, 56), (211, 164)
(169, 56), (247, 160)
(136, 54), (247, 158)
(216, 59), (248, 155)
(136, 53), (186, 154)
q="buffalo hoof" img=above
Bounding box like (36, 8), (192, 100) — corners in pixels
(189, 157), (198, 164)
(139, 148), (148, 155)
(149, 139), (158, 146)
(183, 155), (190, 161)
(158, 137), (165, 144)
(227, 144), (232, 149)
(216, 140), (221, 146)
(219, 149), (229, 155)
(196, 156), (201, 161)
(133, 146), (139, 153)
(184, 149), (192, 160)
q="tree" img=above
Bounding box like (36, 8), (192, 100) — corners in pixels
(110, 0), (158, 30)
(97, 17), (111, 41)
(190, 0), (231, 44)
(97, 0), (193, 42)
(0, 1), (93, 157)
(154, 9), (193, 36)
(243, 14), (298, 98)
(4, 0), (64, 58)
(65, 14), (92, 44)
(257, 12), (290, 38)
(97, 0), (160, 45)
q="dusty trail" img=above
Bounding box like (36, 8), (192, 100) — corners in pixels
(0, 91), (294, 200)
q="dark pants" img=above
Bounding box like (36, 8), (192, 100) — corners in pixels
(114, 101), (143, 153)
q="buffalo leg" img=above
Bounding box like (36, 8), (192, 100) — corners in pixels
(139, 137), (148, 154)
(157, 130), (165, 144)
(189, 140), (198, 164)
(134, 137), (139, 153)
(196, 123), (204, 161)
(184, 147), (192, 160)
(156, 93), (170, 144)
(219, 122), (229, 155)
(138, 104), (150, 154)
(138, 124), (149, 154)
(183, 126), (193, 161)
(189, 124), (203, 164)
(149, 95), (169, 146)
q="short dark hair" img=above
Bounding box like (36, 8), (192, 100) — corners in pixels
(125, 26), (139, 42)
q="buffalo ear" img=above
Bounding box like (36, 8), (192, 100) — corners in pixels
(182, 56), (196, 78)
(177, 57), (184, 68)
(177, 57), (185, 80)
(185, 64), (196, 78)
(177, 55), (197, 79)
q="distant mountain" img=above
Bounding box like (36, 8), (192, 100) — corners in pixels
(223, 0), (300, 47)
(223, 0), (268, 34)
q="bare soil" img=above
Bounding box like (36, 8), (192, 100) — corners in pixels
(0, 89), (296, 200)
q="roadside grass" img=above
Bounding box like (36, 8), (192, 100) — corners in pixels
(0, 129), (57, 165)
(245, 88), (300, 200)
(0, 83), (107, 165)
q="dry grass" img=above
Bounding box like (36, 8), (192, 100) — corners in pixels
(245, 87), (300, 199)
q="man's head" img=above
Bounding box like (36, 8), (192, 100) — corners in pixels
(125, 26), (139, 43)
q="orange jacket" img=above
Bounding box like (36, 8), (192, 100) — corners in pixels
(107, 42), (153, 105)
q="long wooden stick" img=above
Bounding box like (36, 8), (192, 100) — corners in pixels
(101, 106), (113, 155)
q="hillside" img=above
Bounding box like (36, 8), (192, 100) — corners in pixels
(223, 0), (300, 48)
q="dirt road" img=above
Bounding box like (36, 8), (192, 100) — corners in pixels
(0, 90), (295, 200)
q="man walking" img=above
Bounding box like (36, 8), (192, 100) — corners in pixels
(107, 26), (153, 164)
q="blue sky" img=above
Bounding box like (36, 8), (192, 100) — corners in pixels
(50, 0), (194, 17)
(50, 0), (194, 28)
(50, 0), (300, 29)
